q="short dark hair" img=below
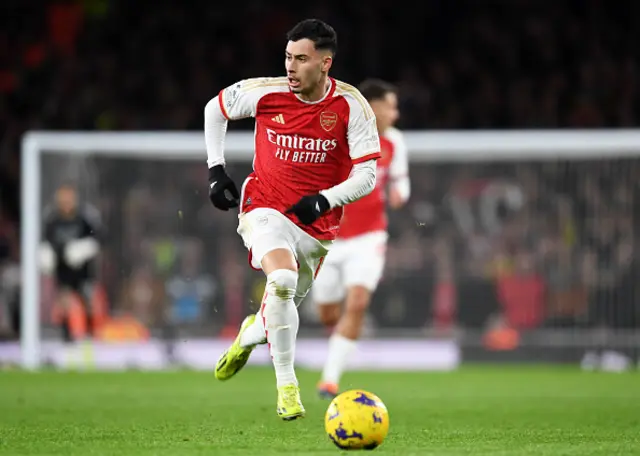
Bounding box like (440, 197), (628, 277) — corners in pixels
(358, 79), (397, 102)
(286, 19), (338, 55)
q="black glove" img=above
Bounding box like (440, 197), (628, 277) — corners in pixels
(208, 165), (240, 211)
(286, 194), (330, 225)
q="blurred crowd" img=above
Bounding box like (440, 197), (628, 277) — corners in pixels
(1, 0), (640, 337)
(22, 156), (640, 339)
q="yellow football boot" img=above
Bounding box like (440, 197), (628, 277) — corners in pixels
(277, 384), (306, 421)
(214, 315), (258, 381)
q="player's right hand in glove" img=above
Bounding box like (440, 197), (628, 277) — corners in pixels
(208, 165), (240, 211)
(286, 194), (330, 225)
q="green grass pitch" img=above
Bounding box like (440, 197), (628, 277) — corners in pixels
(1, 366), (639, 455)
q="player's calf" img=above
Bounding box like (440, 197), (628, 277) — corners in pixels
(261, 266), (307, 419)
(319, 285), (372, 398)
(261, 268), (299, 387)
(318, 285), (371, 398)
(336, 285), (371, 340)
(317, 302), (343, 400)
(318, 302), (342, 328)
(57, 290), (90, 343)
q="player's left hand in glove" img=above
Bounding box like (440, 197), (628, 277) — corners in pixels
(286, 194), (330, 225)
(208, 165), (240, 211)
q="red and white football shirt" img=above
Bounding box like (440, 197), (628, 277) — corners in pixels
(218, 76), (381, 241)
(337, 127), (409, 239)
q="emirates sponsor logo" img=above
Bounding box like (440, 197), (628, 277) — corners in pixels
(266, 128), (337, 152)
(266, 128), (337, 164)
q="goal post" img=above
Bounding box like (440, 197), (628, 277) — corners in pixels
(19, 129), (640, 370)
(20, 131), (255, 370)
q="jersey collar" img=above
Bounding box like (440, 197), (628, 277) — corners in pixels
(292, 77), (335, 105)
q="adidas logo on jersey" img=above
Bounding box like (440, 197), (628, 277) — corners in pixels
(271, 114), (285, 124)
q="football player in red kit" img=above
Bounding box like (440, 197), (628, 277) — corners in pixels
(205, 19), (381, 420)
(313, 79), (411, 398)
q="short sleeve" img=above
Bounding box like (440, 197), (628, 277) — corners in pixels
(386, 127), (409, 180)
(345, 93), (381, 164)
(218, 77), (287, 120)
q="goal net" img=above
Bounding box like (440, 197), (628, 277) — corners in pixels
(13, 130), (640, 370)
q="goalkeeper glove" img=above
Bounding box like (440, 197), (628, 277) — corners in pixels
(286, 194), (330, 225)
(208, 165), (240, 211)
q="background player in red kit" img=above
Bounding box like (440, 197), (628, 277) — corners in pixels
(204, 19), (381, 420)
(313, 80), (411, 398)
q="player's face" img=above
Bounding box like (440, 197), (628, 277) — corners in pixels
(56, 187), (77, 217)
(285, 39), (332, 97)
(370, 92), (399, 133)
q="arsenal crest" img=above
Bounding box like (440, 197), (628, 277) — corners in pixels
(320, 111), (338, 132)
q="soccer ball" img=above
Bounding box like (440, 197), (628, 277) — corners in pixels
(324, 390), (389, 450)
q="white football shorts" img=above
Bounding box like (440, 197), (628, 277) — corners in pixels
(237, 207), (331, 306)
(312, 230), (388, 305)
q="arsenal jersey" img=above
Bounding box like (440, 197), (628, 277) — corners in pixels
(218, 76), (381, 240)
(337, 127), (410, 239)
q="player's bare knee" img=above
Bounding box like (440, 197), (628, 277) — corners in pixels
(319, 304), (341, 327)
(266, 269), (298, 302)
(261, 247), (297, 275)
(345, 286), (372, 315)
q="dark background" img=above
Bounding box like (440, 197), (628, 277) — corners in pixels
(1, 0), (639, 359)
